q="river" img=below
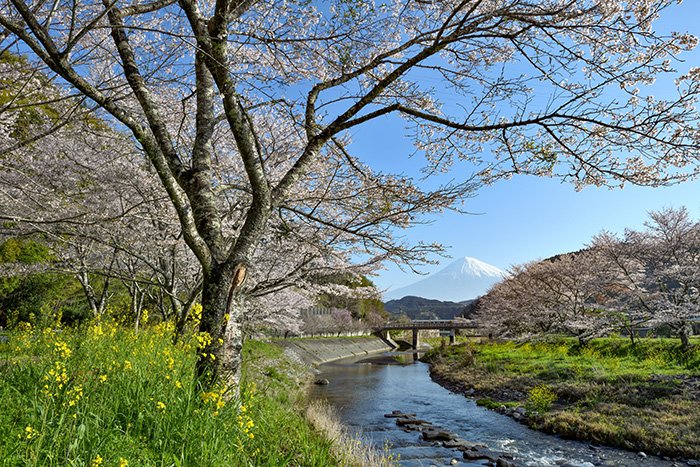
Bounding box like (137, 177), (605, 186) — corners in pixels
(309, 352), (680, 467)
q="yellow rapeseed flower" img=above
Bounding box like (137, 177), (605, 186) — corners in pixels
(156, 401), (166, 411)
(98, 374), (108, 383)
(24, 426), (36, 440)
(91, 455), (103, 467)
(124, 360), (132, 370)
(54, 340), (72, 359)
(119, 458), (128, 467)
(175, 380), (183, 389)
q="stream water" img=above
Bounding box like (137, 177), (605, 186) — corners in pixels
(309, 352), (681, 467)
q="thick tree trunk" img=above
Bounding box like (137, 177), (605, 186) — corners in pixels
(195, 262), (247, 389)
(678, 321), (692, 350)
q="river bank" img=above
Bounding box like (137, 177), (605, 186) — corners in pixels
(423, 339), (700, 463)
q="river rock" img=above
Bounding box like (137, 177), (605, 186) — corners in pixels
(384, 410), (416, 418)
(687, 461), (700, 467)
(422, 428), (457, 441)
(637, 452), (647, 458)
(403, 424), (424, 432)
(463, 449), (499, 463)
(313, 378), (330, 385)
(443, 438), (482, 450)
(396, 417), (432, 426)
(496, 459), (522, 467)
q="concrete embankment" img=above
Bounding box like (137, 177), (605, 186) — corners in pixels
(273, 336), (391, 365)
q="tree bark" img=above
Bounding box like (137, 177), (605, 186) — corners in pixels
(678, 321), (692, 351)
(196, 262), (247, 388)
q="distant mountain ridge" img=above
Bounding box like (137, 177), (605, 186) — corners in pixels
(384, 256), (506, 302)
(384, 296), (474, 320)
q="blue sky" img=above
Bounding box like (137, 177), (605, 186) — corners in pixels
(347, 1), (700, 295)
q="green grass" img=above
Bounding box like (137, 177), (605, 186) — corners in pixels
(0, 322), (339, 466)
(425, 337), (700, 458)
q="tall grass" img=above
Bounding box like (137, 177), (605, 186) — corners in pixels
(305, 401), (394, 467)
(0, 321), (340, 466)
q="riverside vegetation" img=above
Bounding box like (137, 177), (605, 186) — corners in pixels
(0, 320), (390, 466)
(424, 338), (700, 460)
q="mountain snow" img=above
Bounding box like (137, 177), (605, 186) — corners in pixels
(383, 256), (506, 302)
(440, 256), (506, 279)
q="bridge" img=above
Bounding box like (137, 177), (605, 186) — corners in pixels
(375, 319), (480, 349)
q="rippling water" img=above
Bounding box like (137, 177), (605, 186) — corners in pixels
(309, 353), (678, 467)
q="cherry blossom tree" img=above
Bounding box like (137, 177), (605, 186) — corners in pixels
(0, 52), (203, 324)
(2, 0), (700, 386)
(481, 209), (700, 347)
(589, 230), (656, 344)
(618, 208), (700, 348)
(478, 251), (618, 343)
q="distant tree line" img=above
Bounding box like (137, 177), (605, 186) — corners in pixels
(477, 207), (700, 349)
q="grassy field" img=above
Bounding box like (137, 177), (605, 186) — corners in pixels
(0, 322), (388, 466)
(424, 337), (700, 459)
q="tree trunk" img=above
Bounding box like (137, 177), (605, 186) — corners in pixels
(678, 321), (692, 351)
(195, 262), (246, 389)
(78, 271), (101, 318)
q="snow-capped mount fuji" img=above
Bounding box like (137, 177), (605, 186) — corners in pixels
(384, 256), (506, 302)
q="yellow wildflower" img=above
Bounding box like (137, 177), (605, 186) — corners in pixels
(156, 401), (166, 411)
(124, 360), (132, 370)
(54, 340), (72, 359)
(91, 455), (103, 467)
(119, 459), (128, 467)
(98, 374), (108, 383)
(24, 426), (36, 440)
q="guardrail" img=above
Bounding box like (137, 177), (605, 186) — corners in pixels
(378, 320), (479, 331)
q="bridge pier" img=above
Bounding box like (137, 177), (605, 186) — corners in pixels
(412, 329), (419, 349)
(374, 329), (398, 349)
(449, 330), (456, 345)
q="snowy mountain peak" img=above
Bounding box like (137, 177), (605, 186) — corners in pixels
(384, 256), (506, 302)
(440, 256), (506, 279)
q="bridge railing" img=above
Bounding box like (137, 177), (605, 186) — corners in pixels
(377, 319), (479, 331)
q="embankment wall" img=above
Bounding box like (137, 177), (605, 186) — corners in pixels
(273, 336), (391, 365)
